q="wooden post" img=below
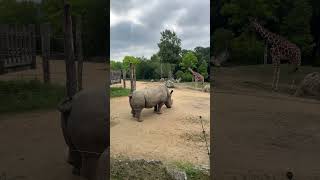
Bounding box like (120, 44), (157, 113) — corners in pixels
(63, 3), (77, 97)
(130, 63), (136, 92)
(29, 24), (36, 69)
(75, 15), (83, 91)
(122, 69), (126, 88)
(40, 23), (51, 83)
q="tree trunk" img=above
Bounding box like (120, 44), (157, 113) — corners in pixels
(40, 23), (51, 83)
(63, 3), (77, 97)
(75, 15), (83, 91)
(264, 44), (268, 64)
(122, 70), (126, 88)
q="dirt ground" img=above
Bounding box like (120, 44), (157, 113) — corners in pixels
(110, 81), (210, 167)
(213, 65), (320, 179)
(0, 57), (106, 180)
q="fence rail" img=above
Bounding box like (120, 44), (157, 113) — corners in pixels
(111, 70), (121, 84)
(0, 24), (36, 74)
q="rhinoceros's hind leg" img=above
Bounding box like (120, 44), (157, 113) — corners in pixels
(154, 105), (158, 112)
(67, 146), (82, 175)
(80, 153), (99, 180)
(156, 103), (164, 114)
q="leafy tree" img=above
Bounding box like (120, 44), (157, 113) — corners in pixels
(198, 61), (208, 79)
(158, 29), (182, 64)
(180, 52), (198, 70)
(212, 28), (233, 56)
(122, 56), (140, 71)
(110, 61), (123, 70)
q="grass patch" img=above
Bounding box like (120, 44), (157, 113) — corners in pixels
(111, 87), (130, 97)
(111, 157), (174, 180)
(0, 80), (65, 114)
(174, 161), (210, 180)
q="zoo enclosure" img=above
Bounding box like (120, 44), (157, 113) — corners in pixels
(0, 24), (36, 74)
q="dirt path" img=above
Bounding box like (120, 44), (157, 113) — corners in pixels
(213, 66), (320, 178)
(0, 59), (106, 179)
(111, 81), (210, 167)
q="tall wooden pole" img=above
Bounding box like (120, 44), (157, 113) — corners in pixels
(63, 2), (77, 97)
(75, 15), (83, 91)
(40, 23), (51, 83)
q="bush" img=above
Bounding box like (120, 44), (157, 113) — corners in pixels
(175, 70), (184, 79)
(181, 72), (193, 82)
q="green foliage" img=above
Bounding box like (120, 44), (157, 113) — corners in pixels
(123, 56), (140, 70)
(198, 61), (209, 79)
(110, 87), (130, 97)
(212, 28), (233, 56)
(111, 61), (123, 70)
(175, 70), (184, 79)
(181, 72), (193, 82)
(174, 161), (209, 180)
(230, 32), (264, 65)
(0, 0), (39, 24)
(214, 0), (317, 65)
(0, 80), (65, 113)
(158, 29), (182, 64)
(180, 52), (198, 70)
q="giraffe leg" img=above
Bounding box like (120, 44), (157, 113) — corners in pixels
(272, 64), (278, 91)
(275, 65), (280, 91)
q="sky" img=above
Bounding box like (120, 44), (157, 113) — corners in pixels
(111, 0), (210, 61)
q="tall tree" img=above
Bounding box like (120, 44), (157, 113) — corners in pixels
(158, 29), (182, 77)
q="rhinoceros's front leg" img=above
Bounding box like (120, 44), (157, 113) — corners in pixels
(135, 109), (143, 122)
(131, 108), (136, 117)
(154, 105), (158, 112)
(156, 103), (164, 114)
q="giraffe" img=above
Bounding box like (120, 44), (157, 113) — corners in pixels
(188, 67), (204, 85)
(249, 17), (301, 91)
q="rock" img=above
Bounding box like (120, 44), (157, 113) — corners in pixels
(150, 79), (154, 82)
(165, 80), (175, 88)
(295, 72), (320, 98)
(160, 78), (165, 82)
(175, 78), (181, 83)
(203, 84), (210, 92)
(165, 167), (187, 180)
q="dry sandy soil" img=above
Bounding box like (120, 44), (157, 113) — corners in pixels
(0, 57), (106, 180)
(213, 65), (320, 179)
(111, 81), (210, 167)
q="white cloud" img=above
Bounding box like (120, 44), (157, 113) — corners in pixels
(111, 0), (210, 61)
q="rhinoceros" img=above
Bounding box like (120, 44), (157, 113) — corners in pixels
(57, 88), (109, 180)
(129, 84), (173, 122)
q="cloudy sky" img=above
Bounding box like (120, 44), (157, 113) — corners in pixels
(111, 0), (210, 61)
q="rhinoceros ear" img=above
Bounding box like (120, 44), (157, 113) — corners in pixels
(170, 90), (173, 94)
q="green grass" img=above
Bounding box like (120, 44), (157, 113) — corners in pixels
(174, 161), (210, 180)
(0, 80), (65, 114)
(111, 87), (130, 97)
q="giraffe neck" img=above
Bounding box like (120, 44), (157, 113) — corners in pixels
(188, 68), (195, 75)
(251, 21), (277, 45)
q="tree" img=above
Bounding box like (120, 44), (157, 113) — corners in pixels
(122, 56), (140, 70)
(180, 52), (198, 70)
(158, 30), (182, 78)
(110, 60), (123, 70)
(158, 29), (182, 64)
(198, 61), (209, 79)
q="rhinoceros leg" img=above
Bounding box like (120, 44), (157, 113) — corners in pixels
(131, 108), (136, 117)
(156, 103), (164, 114)
(135, 109), (143, 122)
(154, 105), (158, 112)
(80, 153), (100, 180)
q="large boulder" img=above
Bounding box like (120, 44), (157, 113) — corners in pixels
(165, 80), (175, 88)
(294, 72), (320, 98)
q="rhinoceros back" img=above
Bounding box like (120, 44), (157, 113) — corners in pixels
(131, 84), (169, 109)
